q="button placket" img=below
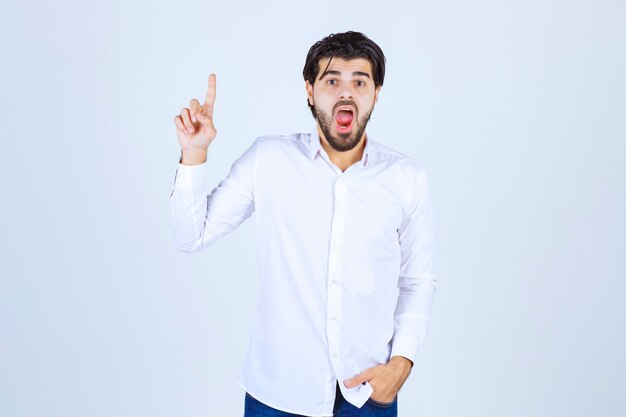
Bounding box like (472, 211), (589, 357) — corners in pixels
(327, 177), (346, 368)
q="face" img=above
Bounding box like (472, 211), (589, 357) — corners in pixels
(306, 57), (381, 152)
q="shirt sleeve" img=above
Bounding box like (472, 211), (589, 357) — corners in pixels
(169, 138), (259, 253)
(390, 167), (437, 365)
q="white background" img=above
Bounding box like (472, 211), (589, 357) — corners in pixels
(1, 0), (625, 416)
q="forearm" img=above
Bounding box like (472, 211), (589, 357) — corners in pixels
(170, 162), (211, 253)
(390, 275), (437, 364)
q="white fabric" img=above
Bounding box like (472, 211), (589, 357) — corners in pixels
(169, 127), (437, 417)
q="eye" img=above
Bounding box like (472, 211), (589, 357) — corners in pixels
(327, 79), (336, 85)
(356, 80), (366, 87)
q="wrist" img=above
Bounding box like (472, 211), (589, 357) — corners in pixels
(181, 148), (207, 165)
(390, 355), (413, 370)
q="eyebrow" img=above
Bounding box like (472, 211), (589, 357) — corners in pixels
(319, 70), (372, 80)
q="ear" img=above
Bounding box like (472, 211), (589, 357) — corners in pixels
(374, 85), (381, 104)
(306, 80), (314, 106)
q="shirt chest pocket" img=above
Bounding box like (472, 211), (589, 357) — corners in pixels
(345, 194), (404, 244)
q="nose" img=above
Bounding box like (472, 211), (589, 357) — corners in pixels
(339, 85), (354, 100)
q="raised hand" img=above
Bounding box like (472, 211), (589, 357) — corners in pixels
(174, 74), (217, 163)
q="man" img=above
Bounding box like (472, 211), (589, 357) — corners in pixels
(170, 31), (437, 417)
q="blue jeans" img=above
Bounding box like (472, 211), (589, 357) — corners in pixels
(244, 381), (398, 416)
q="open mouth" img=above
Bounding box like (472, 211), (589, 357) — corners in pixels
(335, 108), (354, 132)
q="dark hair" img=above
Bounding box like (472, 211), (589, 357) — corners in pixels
(302, 31), (386, 118)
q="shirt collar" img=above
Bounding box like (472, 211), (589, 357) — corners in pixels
(308, 126), (374, 167)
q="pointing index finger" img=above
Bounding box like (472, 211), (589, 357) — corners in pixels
(202, 73), (216, 117)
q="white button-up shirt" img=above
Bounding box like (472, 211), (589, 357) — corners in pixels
(170, 127), (437, 417)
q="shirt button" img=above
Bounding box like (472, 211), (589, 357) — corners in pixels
(333, 353), (338, 358)
(330, 315), (336, 320)
(332, 279), (338, 284)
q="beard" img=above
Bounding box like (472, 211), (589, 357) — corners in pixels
(314, 103), (374, 152)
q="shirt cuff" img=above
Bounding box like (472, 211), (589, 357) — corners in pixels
(173, 161), (208, 190)
(390, 332), (419, 365)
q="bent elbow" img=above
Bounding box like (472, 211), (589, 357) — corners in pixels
(173, 238), (202, 254)
(398, 273), (437, 290)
